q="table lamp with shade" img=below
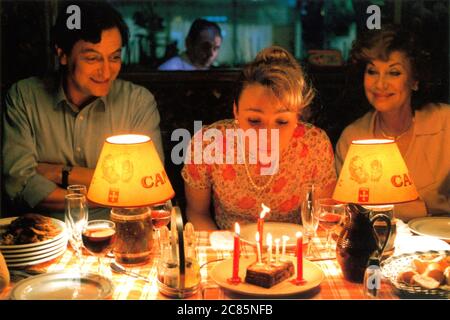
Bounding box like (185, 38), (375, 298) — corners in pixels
(87, 134), (175, 265)
(332, 139), (419, 282)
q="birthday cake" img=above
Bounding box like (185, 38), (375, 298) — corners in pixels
(245, 259), (295, 288)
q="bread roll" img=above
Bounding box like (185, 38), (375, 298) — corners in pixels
(444, 266), (450, 285)
(397, 269), (417, 285)
(424, 268), (445, 284)
(412, 274), (441, 289)
(0, 252), (10, 292)
(436, 256), (450, 271)
(412, 259), (428, 274)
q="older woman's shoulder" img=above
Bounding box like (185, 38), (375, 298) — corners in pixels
(417, 103), (450, 125)
(424, 103), (450, 113)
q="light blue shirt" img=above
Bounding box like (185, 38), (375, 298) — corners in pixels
(3, 74), (164, 218)
(158, 53), (207, 71)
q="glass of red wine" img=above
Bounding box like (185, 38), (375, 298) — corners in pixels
(82, 220), (116, 275)
(150, 200), (173, 253)
(314, 198), (345, 257)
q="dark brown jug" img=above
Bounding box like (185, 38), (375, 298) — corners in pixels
(336, 204), (392, 283)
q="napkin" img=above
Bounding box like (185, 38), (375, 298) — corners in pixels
(394, 235), (450, 255)
(209, 231), (234, 250)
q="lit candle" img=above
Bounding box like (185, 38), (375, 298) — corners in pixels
(291, 231), (306, 285)
(228, 222), (241, 284)
(255, 232), (262, 264)
(281, 235), (289, 261)
(257, 203), (270, 251)
(266, 233), (273, 264)
(274, 238), (280, 265)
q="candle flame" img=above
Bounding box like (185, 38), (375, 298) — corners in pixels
(296, 231), (302, 238)
(235, 222), (240, 235)
(274, 238), (280, 244)
(260, 203), (270, 219)
(266, 233), (272, 245)
(282, 235), (290, 242)
(255, 231), (260, 242)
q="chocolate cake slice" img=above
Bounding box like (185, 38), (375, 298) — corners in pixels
(245, 260), (295, 288)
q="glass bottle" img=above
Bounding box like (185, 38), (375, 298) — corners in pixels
(363, 256), (382, 298)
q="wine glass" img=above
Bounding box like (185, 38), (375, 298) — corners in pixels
(82, 220), (116, 275)
(67, 184), (87, 195)
(314, 198), (345, 257)
(65, 194), (89, 271)
(150, 200), (173, 252)
(300, 183), (319, 257)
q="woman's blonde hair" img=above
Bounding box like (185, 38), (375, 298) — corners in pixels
(234, 46), (315, 117)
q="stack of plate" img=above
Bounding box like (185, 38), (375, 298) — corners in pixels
(0, 217), (68, 267)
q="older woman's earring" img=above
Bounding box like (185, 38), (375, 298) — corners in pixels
(412, 83), (419, 91)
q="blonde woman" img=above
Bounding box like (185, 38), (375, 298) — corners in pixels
(182, 46), (337, 230)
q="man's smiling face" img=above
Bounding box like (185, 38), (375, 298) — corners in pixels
(59, 27), (123, 105)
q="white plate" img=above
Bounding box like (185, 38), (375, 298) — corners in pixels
(0, 217), (66, 250)
(1, 234), (68, 256)
(408, 217), (450, 241)
(6, 245), (66, 268)
(4, 240), (67, 262)
(10, 272), (113, 300)
(240, 222), (305, 248)
(210, 255), (324, 297)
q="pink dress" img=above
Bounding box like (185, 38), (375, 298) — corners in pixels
(181, 119), (337, 230)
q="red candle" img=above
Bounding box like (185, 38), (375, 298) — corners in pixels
(257, 203), (270, 250)
(291, 231), (306, 285)
(227, 222), (241, 284)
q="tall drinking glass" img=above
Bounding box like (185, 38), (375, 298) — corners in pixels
(300, 183), (319, 257)
(65, 194), (89, 271)
(67, 184), (87, 195)
(314, 198), (345, 257)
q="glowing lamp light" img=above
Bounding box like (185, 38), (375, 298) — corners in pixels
(87, 134), (175, 207)
(333, 139), (418, 204)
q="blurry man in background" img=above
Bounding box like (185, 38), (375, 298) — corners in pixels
(158, 18), (222, 70)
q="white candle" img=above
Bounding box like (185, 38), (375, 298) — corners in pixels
(275, 238), (280, 265)
(266, 233), (273, 263)
(255, 232), (262, 264)
(281, 235), (289, 261)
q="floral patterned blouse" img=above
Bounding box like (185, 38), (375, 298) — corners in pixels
(181, 119), (337, 230)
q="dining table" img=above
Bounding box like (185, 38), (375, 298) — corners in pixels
(2, 217), (450, 301)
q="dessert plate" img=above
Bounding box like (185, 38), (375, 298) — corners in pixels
(210, 255), (324, 297)
(0, 217), (66, 250)
(408, 217), (450, 242)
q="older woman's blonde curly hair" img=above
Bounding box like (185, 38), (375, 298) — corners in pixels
(234, 46), (315, 119)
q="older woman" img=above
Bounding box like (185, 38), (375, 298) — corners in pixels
(182, 46), (337, 230)
(335, 25), (450, 221)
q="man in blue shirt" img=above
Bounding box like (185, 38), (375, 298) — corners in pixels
(3, 2), (164, 219)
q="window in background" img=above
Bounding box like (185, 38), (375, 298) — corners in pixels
(113, 0), (361, 69)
